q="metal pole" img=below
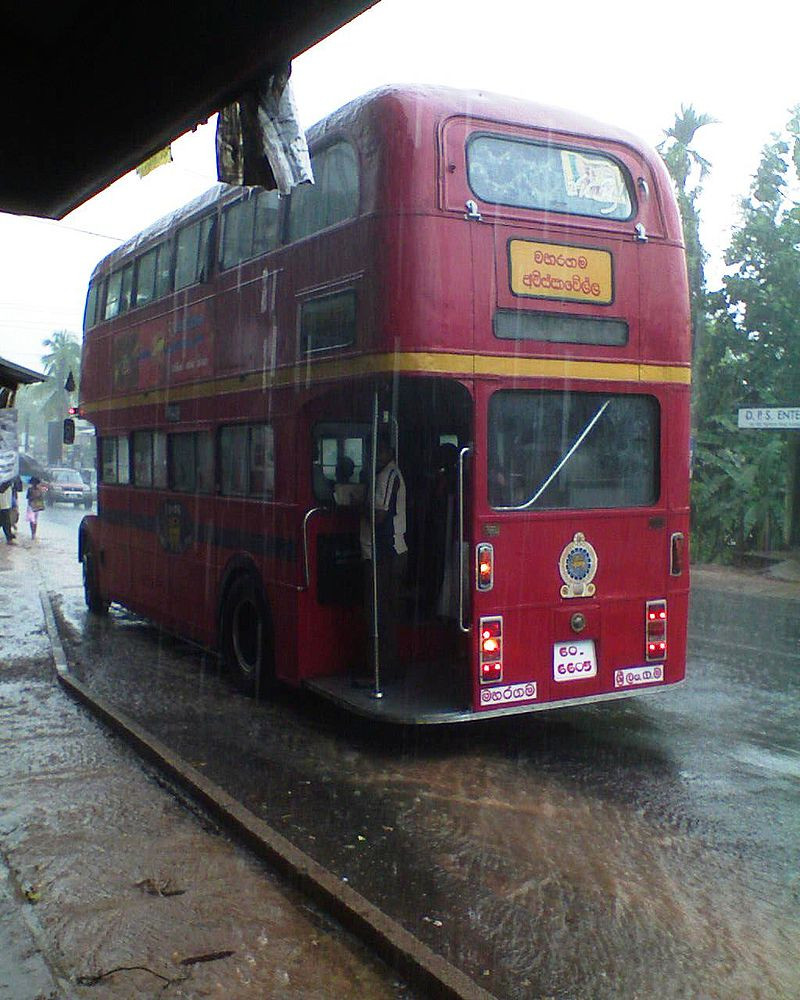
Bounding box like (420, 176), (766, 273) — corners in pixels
(457, 446), (472, 634)
(369, 391), (382, 698)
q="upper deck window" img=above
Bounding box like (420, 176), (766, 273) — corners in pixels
(175, 216), (214, 291)
(220, 189), (280, 269)
(84, 282), (99, 330)
(287, 142), (359, 243)
(467, 135), (633, 221)
(300, 290), (356, 354)
(135, 243), (172, 307)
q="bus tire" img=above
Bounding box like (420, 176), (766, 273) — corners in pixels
(221, 575), (274, 697)
(82, 547), (109, 615)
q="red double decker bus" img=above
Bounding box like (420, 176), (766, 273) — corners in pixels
(78, 85), (690, 723)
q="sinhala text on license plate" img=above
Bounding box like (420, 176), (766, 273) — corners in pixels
(553, 639), (597, 682)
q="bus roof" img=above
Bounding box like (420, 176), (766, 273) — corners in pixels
(91, 85), (663, 282)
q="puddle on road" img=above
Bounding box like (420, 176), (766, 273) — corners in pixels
(359, 755), (798, 999)
(0, 669), (411, 1000)
(52, 585), (800, 1000)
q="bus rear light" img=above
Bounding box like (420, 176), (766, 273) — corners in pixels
(670, 532), (685, 576)
(645, 599), (667, 661)
(476, 543), (494, 591)
(479, 615), (503, 684)
(481, 661), (503, 682)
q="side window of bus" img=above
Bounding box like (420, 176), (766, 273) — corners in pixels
(155, 241), (173, 298)
(220, 189), (280, 269)
(119, 263), (134, 314)
(175, 216), (215, 290)
(135, 247), (158, 308)
(169, 431), (214, 494)
(312, 422), (370, 502)
(220, 424), (274, 499)
(300, 290), (357, 354)
(84, 281), (99, 330)
(132, 431), (167, 488)
(104, 271), (123, 320)
(287, 141), (359, 243)
(100, 435), (130, 485)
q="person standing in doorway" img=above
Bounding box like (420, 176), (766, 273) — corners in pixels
(360, 434), (407, 681)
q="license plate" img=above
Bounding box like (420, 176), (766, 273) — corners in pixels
(553, 640), (597, 682)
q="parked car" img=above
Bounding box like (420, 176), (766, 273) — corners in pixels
(45, 467), (93, 508)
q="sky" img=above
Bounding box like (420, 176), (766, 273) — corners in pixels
(1, 0), (798, 372)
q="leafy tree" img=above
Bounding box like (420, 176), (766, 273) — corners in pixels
(692, 108), (800, 557)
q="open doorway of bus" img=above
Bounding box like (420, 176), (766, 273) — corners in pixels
(299, 375), (474, 718)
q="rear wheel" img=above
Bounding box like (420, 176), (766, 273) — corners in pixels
(221, 575), (274, 696)
(82, 546), (109, 615)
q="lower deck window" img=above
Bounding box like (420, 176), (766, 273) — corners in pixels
(169, 431), (214, 493)
(220, 424), (274, 498)
(312, 422), (370, 502)
(489, 390), (659, 509)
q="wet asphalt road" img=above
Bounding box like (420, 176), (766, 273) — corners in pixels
(34, 506), (800, 998)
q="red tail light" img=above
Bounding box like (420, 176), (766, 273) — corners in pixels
(670, 532), (685, 576)
(476, 543), (494, 591)
(479, 616), (503, 683)
(645, 599), (667, 661)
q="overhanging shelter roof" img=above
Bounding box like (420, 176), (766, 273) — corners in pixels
(0, 357), (46, 391)
(0, 1), (376, 220)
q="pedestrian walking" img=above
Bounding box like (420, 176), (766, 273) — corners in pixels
(26, 477), (47, 540)
(0, 480), (14, 544)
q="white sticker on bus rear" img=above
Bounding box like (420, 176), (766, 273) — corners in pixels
(479, 682), (537, 708)
(614, 665), (664, 688)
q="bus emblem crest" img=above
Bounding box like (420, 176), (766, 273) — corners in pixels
(157, 500), (193, 555)
(559, 533), (597, 598)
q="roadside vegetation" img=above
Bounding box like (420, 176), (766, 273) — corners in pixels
(660, 105), (800, 562)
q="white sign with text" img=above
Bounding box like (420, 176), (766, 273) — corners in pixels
(738, 407), (800, 429)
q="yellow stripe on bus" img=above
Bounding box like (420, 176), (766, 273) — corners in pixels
(81, 352), (690, 414)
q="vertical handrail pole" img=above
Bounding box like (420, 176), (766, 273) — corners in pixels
(458, 446), (472, 634)
(369, 391), (383, 697)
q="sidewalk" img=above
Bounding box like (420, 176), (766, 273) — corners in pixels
(0, 539), (406, 1000)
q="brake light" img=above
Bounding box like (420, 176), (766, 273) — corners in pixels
(670, 532), (685, 576)
(645, 599), (667, 660)
(479, 616), (503, 683)
(476, 542), (494, 591)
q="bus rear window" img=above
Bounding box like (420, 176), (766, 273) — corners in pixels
(489, 390), (658, 509)
(468, 135), (633, 221)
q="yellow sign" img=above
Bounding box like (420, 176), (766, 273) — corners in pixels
(509, 240), (613, 304)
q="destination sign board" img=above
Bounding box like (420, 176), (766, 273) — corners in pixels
(509, 240), (613, 304)
(738, 407), (800, 429)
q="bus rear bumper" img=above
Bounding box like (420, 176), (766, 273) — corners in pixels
(304, 673), (684, 725)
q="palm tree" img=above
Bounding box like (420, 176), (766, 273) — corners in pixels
(658, 105), (717, 191)
(38, 330), (81, 422)
(658, 107), (718, 365)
